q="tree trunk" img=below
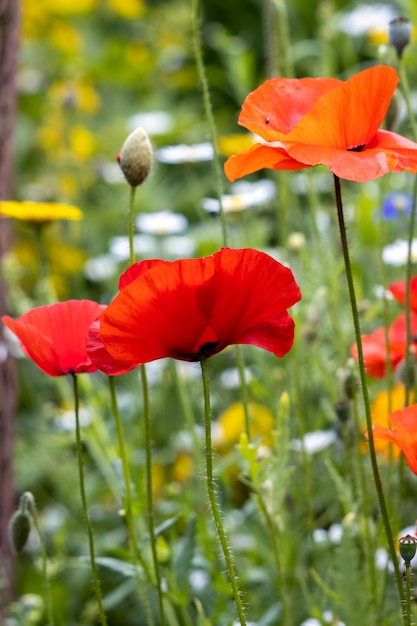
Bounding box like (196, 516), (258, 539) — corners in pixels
(0, 0), (19, 616)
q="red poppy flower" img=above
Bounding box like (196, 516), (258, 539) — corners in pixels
(2, 300), (106, 376)
(388, 275), (417, 312)
(86, 259), (171, 376)
(372, 404), (417, 474)
(224, 65), (417, 184)
(350, 312), (417, 378)
(88, 248), (301, 372)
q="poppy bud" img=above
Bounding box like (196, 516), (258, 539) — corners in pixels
(334, 400), (350, 423)
(343, 370), (357, 401)
(117, 127), (153, 187)
(399, 534), (417, 565)
(389, 17), (412, 59)
(9, 494), (33, 554)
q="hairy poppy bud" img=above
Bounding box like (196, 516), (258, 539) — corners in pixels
(399, 534), (417, 565)
(389, 17), (412, 59)
(117, 127), (153, 187)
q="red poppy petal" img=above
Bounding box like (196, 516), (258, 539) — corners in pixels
(86, 320), (137, 375)
(3, 315), (63, 376)
(367, 130), (417, 172)
(203, 249), (300, 350)
(282, 142), (399, 182)
(234, 312), (295, 356)
(389, 405), (417, 431)
(224, 143), (308, 182)
(350, 329), (391, 378)
(2, 300), (105, 376)
(119, 259), (169, 290)
(374, 410), (417, 475)
(101, 258), (215, 363)
(285, 66), (398, 151)
(388, 276), (417, 311)
(238, 77), (341, 138)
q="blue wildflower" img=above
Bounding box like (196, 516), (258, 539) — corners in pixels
(382, 191), (413, 220)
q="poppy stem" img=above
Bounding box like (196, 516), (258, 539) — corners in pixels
(140, 363), (166, 626)
(71, 373), (108, 626)
(333, 175), (405, 613)
(107, 376), (155, 626)
(191, 0), (253, 443)
(404, 562), (412, 626)
(191, 0), (228, 246)
(200, 358), (247, 626)
(403, 175), (417, 408)
(128, 186), (137, 266)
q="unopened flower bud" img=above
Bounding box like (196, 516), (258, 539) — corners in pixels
(334, 400), (350, 423)
(9, 509), (32, 553)
(389, 17), (412, 59)
(343, 370), (357, 401)
(399, 534), (417, 564)
(117, 127), (153, 187)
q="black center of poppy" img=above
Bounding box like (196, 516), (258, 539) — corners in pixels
(348, 144), (366, 152)
(191, 341), (220, 361)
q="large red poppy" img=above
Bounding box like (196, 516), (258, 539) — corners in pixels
(224, 65), (417, 184)
(2, 300), (105, 376)
(350, 312), (417, 378)
(88, 248), (301, 372)
(372, 404), (417, 474)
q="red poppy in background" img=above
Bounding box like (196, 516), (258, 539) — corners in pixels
(2, 300), (105, 376)
(372, 404), (417, 474)
(225, 65), (417, 184)
(88, 248), (301, 373)
(388, 275), (417, 312)
(350, 312), (417, 378)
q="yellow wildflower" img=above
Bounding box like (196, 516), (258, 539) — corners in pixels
(0, 201), (82, 222)
(218, 134), (255, 157)
(44, 0), (98, 15)
(48, 21), (83, 55)
(70, 125), (96, 160)
(107, 0), (145, 19)
(215, 402), (274, 452)
(369, 384), (414, 458)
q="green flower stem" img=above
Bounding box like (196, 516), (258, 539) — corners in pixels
(25, 493), (54, 626)
(191, 0), (227, 246)
(398, 57), (417, 408)
(272, 0), (293, 78)
(71, 373), (107, 626)
(262, 0), (279, 78)
(404, 562), (412, 626)
(107, 377), (155, 626)
(333, 175), (405, 613)
(140, 364), (166, 626)
(128, 186), (137, 266)
(191, 0), (252, 442)
(399, 61), (417, 143)
(350, 399), (377, 601)
(404, 176), (417, 408)
(200, 358), (247, 626)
